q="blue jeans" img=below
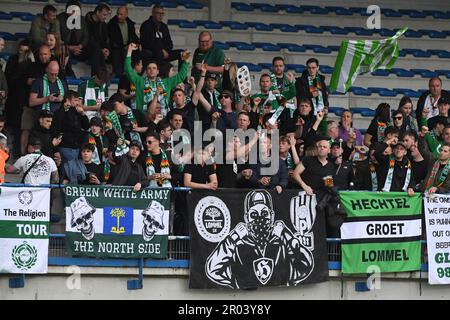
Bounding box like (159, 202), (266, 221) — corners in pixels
(59, 147), (79, 165)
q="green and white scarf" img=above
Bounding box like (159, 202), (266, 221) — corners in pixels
(382, 156), (411, 192)
(42, 74), (64, 111)
(126, 107), (143, 148)
(146, 149), (172, 188)
(84, 79), (106, 118)
(87, 132), (104, 165)
(425, 160), (450, 191)
(107, 111), (128, 156)
(143, 76), (168, 115)
(308, 75), (324, 115)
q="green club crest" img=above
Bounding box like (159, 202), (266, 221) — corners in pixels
(11, 242), (38, 271)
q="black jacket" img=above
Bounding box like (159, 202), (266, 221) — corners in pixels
(85, 11), (109, 49)
(107, 16), (139, 49)
(295, 70), (329, 109)
(140, 16), (173, 53)
(58, 12), (90, 47)
(29, 125), (55, 157)
(51, 107), (89, 149)
(374, 142), (415, 191)
(415, 89), (450, 122)
(111, 153), (149, 187)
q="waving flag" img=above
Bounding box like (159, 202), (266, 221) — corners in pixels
(329, 27), (407, 93)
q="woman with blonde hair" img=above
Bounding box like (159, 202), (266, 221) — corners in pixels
(46, 32), (69, 74)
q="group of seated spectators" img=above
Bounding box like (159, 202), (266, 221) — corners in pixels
(0, 2), (449, 236)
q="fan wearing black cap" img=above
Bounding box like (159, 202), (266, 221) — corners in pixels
(374, 138), (415, 195)
(353, 143), (380, 191)
(420, 107), (448, 159)
(111, 139), (148, 192)
(427, 97), (450, 131)
(329, 141), (353, 190)
(29, 110), (61, 157)
(292, 137), (335, 195)
(210, 90), (238, 131)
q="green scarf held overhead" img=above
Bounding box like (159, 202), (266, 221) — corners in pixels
(107, 111), (128, 156)
(307, 75), (324, 115)
(143, 76), (168, 115)
(42, 74), (65, 111)
(84, 79), (106, 107)
(126, 107), (143, 148)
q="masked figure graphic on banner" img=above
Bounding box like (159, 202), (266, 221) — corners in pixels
(70, 197), (96, 240)
(205, 190), (314, 289)
(141, 201), (165, 241)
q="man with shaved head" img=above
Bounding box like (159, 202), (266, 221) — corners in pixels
(108, 5), (139, 76)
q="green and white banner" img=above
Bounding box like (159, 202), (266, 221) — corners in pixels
(424, 194), (450, 284)
(0, 187), (50, 274)
(65, 186), (170, 259)
(340, 192), (422, 274)
(329, 27), (407, 93)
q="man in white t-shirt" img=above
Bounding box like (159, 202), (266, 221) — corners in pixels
(7, 137), (59, 185)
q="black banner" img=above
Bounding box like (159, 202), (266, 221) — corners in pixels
(188, 189), (328, 289)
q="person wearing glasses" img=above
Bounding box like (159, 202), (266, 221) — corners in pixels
(191, 31), (225, 83)
(392, 110), (407, 139)
(210, 90), (238, 131)
(140, 4), (183, 68)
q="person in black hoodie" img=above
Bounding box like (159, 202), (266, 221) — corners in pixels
(51, 90), (89, 165)
(29, 110), (62, 157)
(139, 4), (183, 67)
(295, 58), (329, 115)
(107, 6), (139, 77)
(85, 3), (111, 73)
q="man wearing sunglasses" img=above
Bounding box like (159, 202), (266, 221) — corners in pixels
(211, 90), (238, 132)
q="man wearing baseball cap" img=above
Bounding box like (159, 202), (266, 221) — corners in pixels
(374, 139), (415, 195)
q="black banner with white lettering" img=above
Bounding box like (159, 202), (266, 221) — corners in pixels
(188, 189), (328, 289)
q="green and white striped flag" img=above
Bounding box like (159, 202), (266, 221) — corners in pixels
(329, 27), (407, 93)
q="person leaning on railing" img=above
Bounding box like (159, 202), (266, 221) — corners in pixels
(420, 143), (450, 196)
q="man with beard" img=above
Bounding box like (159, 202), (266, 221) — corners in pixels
(206, 189), (314, 289)
(421, 143), (450, 195)
(191, 31), (225, 83)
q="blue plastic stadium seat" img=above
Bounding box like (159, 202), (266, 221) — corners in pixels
(270, 23), (297, 33)
(329, 27), (348, 35)
(436, 69), (450, 78)
(371, 70), (390, 76)
(393, 88), (421, 98)
(66, 78), (83, 86)
(378, 28), (395, 37)
(133, 1), (157, 7)
(309, 7), (329, 15)
(359, 109), (376, 117)
(80, 0), (99, 4)
(418, 29), (434, 35)
(249, 3), (265, 9)
(259, 4), (278, 12)
(159, 1), (178, 8)
(14, 32), (28, 40)
(359, 129), (367, 135)
(328, 45), (340, 51)
(349, 7), (366, 15)
(213, 41), (230, 50)
(411, 69), (439, 78)
(184, 3), (204, 9)
(433, 12), (450, 19)
(226, 41), (255, 51)
(429, 31), (447, 39)
(378, 89), (397, 97)
(313, 47), (332, 54)
(398, 50), (407, 57)
(303, 44), (320, 50)
(438, 52), (450, 59)
(0, 32), (15, 41)
(427, 49), (447, 55)
(201, 22), (223, 29)
(220, 21), (249, 30)
(286, 44), (306, 52)
(354, 28), (374, 36)
(179, 21), (197, 28)
(0, 12), (13, 20)
(404, 30), (422, 38)
(285, 6), (304, 14)
(231, 2), (254, 12)
(258, 63), (272, 70)
(367, 87), (386, 94)
(329, 106), (344, 115)
(286, 64), (305, 73)
(262, 44), (281, 52)
(107, 0), (128, 5)
(382, 8), (402, 17)
(252, 42), (271, 48)
(246, 22), (273, 31)
(235, 62), (262, 72)
(167, 19), (186, 25)
(392, 69), (415, 77)
(349, 87), (372, 96)
(305, 26), (324, 34)
(294, 24), (310, 31)
(412, 50), (431, 58)
(110, 78), (120, 85)
(319, 65), (333, 74)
